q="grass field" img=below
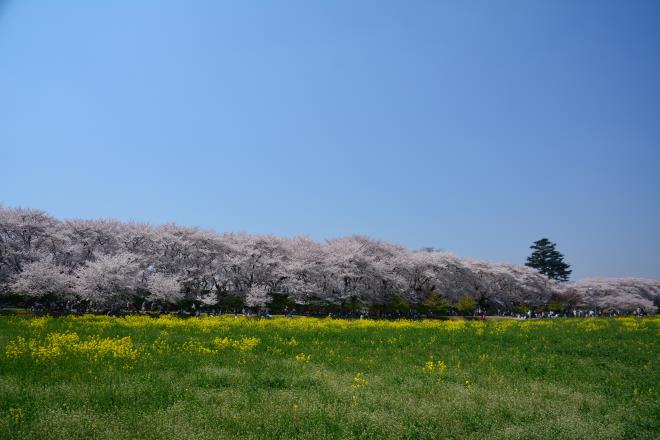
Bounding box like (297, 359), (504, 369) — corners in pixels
(0, 315), (657, 439)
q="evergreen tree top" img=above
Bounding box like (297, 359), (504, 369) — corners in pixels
(525, 238), (571, 282)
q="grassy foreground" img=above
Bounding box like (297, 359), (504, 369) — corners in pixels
(0, 315), (657, 439)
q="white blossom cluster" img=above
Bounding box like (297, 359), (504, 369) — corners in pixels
(0, 207), (657, 312)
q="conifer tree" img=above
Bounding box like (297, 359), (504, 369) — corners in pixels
(525, 238), (572, 281)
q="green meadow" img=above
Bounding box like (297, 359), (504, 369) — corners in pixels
(0, 315), (657, 439)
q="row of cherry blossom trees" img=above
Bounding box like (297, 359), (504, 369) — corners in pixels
(1, 206), (658, 313)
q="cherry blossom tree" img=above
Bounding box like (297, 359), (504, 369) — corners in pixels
(560, 278), (659, 313)
(10, 258), (75, 300)
(245, 284), (272, 309)
(74, 253), (141, 306)
(2, 205), (658, 314)
(0, 207), (59, 289)
(146, 272), (183, 304)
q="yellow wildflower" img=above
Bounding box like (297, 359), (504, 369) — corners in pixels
(352, 372), (368, 388)
(5, 336), (28, 358)
(295, 353), (311, 362)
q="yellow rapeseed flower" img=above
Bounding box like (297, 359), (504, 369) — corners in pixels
(422, 360), (447, 375)
(352, 372), (368, 388)
(295, 353), (311, 362)
(5, 336), (27, 358)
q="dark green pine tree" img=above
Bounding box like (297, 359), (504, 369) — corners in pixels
(525, 238), (572, 282)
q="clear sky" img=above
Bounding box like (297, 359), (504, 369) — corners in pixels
(1, 0), (659, 280)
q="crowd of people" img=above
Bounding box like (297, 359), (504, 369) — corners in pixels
(1, 298), (650, 320)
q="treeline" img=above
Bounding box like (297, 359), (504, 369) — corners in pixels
(0, 207), (658, 314)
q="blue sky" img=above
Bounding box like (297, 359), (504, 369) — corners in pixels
(1, 0), (659, 280)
